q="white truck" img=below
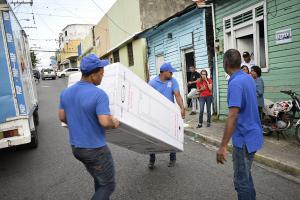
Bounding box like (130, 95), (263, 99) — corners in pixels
(0, 1), (39, 149)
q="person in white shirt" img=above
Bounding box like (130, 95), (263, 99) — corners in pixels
(241, 51), (255, 71)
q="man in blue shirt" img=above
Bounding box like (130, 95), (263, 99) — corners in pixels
(148, 62), (185, 169)
(216, 49), (263, 200)
(59, 54), (119, 200)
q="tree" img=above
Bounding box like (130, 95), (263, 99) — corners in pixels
(30, 51), (39, 69)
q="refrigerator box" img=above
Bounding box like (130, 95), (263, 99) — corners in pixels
(68, 63), (184, 154)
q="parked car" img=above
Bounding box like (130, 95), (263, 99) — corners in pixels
(57, 68), (80, 78)
(41, 68), (56, 80)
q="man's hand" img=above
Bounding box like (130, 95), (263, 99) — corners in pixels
(216, 146), (227, 164)
(188, 81), (192, 85)
(112, 117), (120, 128)
(181, 108), (185, 119)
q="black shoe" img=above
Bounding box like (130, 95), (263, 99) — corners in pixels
(168, 160), (176, 167)
(196, 124), (202, 128)
(189, 111), (196, 115)
(148, 161), (155, 169)
(207, 123), (211, 127)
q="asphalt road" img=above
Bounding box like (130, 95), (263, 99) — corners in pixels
(0, 78), (299, 200)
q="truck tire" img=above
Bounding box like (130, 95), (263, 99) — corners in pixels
(27, 129), (38, 149)
(33, 109), (39, 126)
(61, 74), (65, 78)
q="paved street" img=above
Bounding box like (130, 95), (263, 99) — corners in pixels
(0, 78), (299, 200)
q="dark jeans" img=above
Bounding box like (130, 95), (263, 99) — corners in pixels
(149, 152), (176, 162)
(199, 96), (213, 124)
(72, 145), (115, 200)
(233, 145), (256, 200)
(258, 107), (262, 122)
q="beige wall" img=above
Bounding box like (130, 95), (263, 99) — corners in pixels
(107, 0), (141, 48)
(80, 30), (94, 56)
(94, 16), (110, 57)
(107, 39), (147, 81)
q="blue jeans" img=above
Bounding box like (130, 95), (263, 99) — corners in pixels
(72, 145), (115, 200)
(233, 145), (256, 200)
(199, 96), (213, 124)
(149, 152), (176, 162)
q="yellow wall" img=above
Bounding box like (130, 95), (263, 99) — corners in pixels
(60, 39), (80, 62)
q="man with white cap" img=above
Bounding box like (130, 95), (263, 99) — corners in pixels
(59, 54), (119, 200)
(148, 62), (185, 169)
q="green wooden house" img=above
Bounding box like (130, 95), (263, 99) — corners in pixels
(211, 0), (300, 118)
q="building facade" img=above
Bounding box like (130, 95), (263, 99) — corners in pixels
(58, 24), (93, 70)
(213, 0), (300, 118)
(138, 5), (214, 106)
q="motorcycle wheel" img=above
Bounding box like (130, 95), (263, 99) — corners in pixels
(263, 126), (273, 136)
(295, 125), (300, 143)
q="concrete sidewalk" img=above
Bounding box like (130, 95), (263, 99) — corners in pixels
(184, 111), (300, 178)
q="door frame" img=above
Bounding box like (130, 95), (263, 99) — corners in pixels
(181, 48), (195, 106)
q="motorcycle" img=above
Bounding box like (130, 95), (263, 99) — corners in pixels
(262, 90), (300, 142)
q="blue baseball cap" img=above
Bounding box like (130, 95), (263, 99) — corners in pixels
(80, 54), (109, 74)
(160, 62), (177, 72)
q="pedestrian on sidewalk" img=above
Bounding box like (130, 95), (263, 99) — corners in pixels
(251, 65), (264, 121)
(187, 65), (201, 115)
(148, 62), (185, 169)
(196, 69), (213, 128)
(58, 54), (120, 200)
(217, 49), (263, 200)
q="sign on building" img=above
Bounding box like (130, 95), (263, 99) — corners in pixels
(276, 28), (292, 44)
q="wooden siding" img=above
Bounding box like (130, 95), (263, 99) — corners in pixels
(146, 8), (208, 77)
(214, 0), (300, 117)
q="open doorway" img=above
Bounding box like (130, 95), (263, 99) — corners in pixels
(182, 49), (195, 107)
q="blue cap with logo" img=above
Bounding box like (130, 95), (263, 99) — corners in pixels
(80, 54), (109, 74)
(160, 62), (177, 72)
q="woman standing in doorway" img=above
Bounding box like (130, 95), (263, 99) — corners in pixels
(196, 69), (213, 128)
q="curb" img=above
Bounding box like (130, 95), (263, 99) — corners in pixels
(184, 128), (300, 178)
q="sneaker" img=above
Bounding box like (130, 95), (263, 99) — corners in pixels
(196, 123), (202, 128)
(168, 160), (176, 167)
(207, 123), (211, 127)
(189, 111), (196, 115)
(148, 161), (155, 170)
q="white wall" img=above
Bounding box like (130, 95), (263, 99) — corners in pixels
(59, 24), (93, 49)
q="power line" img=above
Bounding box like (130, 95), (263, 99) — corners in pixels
(29, 38), (58, 41)
(15, 11), (108, 31)
(14, 11), (97, 19)
(53, 0), (92, 25)
(90, 0), (131, 36)
(34, 11), (57, 38)
(30, 49), (76, 53)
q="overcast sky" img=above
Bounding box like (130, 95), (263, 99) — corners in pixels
(10, 0), (116, 67)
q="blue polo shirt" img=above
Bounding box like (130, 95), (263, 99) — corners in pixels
(227, 70), (263, 153)
(149, 75), (179, 102)
(59, 81), (110, 148)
